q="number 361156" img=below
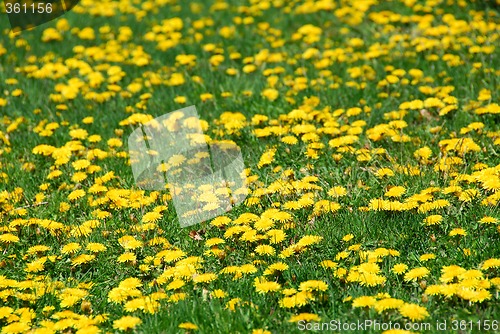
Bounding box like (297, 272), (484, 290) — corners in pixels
(5, 2), (53, 14)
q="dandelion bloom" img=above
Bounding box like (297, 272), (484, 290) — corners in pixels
(399, 303), (429, 321)
(179, 322), (198, 330)
(449, 228), (466, 237)
(423, 215), (442, 226)
(193, 273), (217, 283)
(254, 279), (281, 294)
(288, 313), (320, 323)
(481, 258), (500, 270)
(419, 253), (436, 262)
(352, 296), (377, 308)
(374, 298), (405, 313)
(68, 189), (85, 201)
(113, 316), (142, 331)
(404, 267), (430, 282)
(0, 233), (20, 243)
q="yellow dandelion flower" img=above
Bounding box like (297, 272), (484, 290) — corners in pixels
(279, 291), (313, 308)
(425, 285), (443, 296)
(254, 279), (281, 294)
(262, 88), (279, 101)
(61, 242), (81, 254)
(399, 303), (429, 321)
(328, 186), (347, 197)
(107, 138), (123, 148)
(117, 252), (137, 263)
(342, 234), (354, 242)
(1, 322), (31, 333)
(423, 215), (442, 226)
(481, 258), (500, 270)
(419, 253), (436, 262)
(296, 235), (323, 247)
(71, 254), (96, 266)
(26, 258), (46, 272)
(375, 168), (394, 177)
(243, 64), (257, 73)
(374, 298), (405, 313)
(490, 277), (500, 288)
(226, 298), (242, 311)
(68, 189), (85, 201)
(69, 128), (88, 140)
(258, 148), (276, 168)
(59, 202), (71, 212)
(211, 216), (231, 227)
(384, 186), (406, 198)
(449, 228), (466, 237)
(334, 268), (348, 278)
(205, 238), (225, 247)
(352, 296), (377, 308)
(263, 262), (288, 275)
(142, 211), (162, 223)
(267, 229), (286, 244)
(0, 233), (20, 243)
(252, 330), (271, 334)
(479, 216), (498, 224)
(170, 292), (187, 303)
(193, 273), (217, 283)
(113, 316), (142, 331)
(71, 171), (87, 183)
(299, 280), (328, 292)
(118, 236), (143, 250)
(86, 243), (107, 253)
(404, 267), (430, 282)
(88, 134), (102, 143)
(167, 279), (185, 291)
(254, 217), (275, 231)
(255, 245), (275, 256)
(335, 251), (350, 261)
(481, 176), (500, 192)
(281, 135), (298, 145)
(174, 96), (187, 104)
(211, 289), (227, 298)
(288, 313), (320, 323)
(319, 260), (337, 269)
(281, 288), (297, 296)
(200, 93), (213, 102)
(72, 159), (91, 170)
(179, 322), (198, 330)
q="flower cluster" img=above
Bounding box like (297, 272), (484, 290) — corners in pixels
(0, 0), (499, 333)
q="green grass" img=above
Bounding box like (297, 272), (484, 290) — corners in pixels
(0, 0), (499, 333)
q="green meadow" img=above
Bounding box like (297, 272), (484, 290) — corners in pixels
(0, 0), (499, 333)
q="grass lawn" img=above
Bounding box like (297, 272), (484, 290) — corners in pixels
(0, 0), (499, 333)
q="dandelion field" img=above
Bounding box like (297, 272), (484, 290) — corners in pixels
(0, 0), (500, 333)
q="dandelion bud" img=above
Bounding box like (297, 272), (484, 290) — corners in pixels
(81, 300), (92, 313)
